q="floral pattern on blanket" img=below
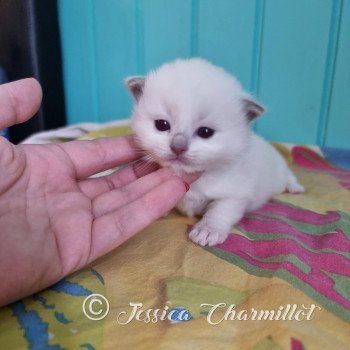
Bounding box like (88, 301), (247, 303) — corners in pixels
(1, 123), (350, 350)
(0, 269), (105, 350)
(205, 200), (350, 323)
(292, 146), (350, 191)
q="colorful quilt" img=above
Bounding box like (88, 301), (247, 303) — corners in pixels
(1, 126), (350, 350)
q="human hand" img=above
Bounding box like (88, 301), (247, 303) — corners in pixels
(0, 79), (198, 305)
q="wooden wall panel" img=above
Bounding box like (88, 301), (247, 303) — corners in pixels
(93, 0), (138, 121)
(58, 0), (100, 123)
(196, 0), (256, 89)
(142, 0), (193, 72)
(256, 0), (332, 145)
(58, 0), (350, 148)
(326, 0), (350, 148)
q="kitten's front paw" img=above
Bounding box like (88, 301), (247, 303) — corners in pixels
(189, 225), (229, 246)
(286, 182), (305, 194)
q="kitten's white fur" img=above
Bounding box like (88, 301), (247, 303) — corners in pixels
(126, 58), (304, 246)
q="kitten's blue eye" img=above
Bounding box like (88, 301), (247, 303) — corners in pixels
(197, 127), (215, 139)
(155, 119), (171, 132)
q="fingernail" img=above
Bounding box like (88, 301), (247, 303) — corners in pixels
(183, 181), (190, 192)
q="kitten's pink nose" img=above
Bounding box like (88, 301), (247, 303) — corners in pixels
(170, 133), (188, 156)
(171, 145), (187, 156)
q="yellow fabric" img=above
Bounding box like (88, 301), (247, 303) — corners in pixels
(1, 127), (349, 350)
(78, 125), (132, 140)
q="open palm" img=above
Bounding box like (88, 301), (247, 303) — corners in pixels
(0, 79), (190, 305)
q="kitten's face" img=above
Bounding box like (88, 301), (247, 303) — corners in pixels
(127, 59), (263, 175)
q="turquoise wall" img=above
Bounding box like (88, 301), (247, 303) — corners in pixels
(58, 0), (350, 148)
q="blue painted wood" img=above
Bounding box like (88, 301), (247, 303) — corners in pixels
(250, 0), (265, 97)
(326, 0), (350, 148)
(196, 0), (256, 89)
(141, 0), (193, 72)
(58, 0), (350, 148)
(317, 0), (343, 146)
(135, 0), (145, 74)
(191, 0), (199, 55)
(93, 0), (138, 122)
(58, 0), (100, 123)
(256, 0), (332, 144)
(250, 0), (265, 132)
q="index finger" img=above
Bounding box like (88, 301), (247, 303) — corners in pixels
(0, 78), (42, 129)
(58, 135), (142, 179)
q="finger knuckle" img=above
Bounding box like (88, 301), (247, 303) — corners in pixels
(95, 140), (109, 167)
(104, 177), (116, 191)
(0, 137), (19, 166)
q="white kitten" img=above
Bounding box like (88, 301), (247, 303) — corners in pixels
(126, 58), (304, 246)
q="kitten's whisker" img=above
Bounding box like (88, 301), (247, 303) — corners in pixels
(133, 154), (162, 175)
(130, 145), (145, 153)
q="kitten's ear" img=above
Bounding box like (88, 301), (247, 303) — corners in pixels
(243, 98), (265, 122)
(125, 76), (146, 102)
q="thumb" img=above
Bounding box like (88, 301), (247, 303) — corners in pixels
(0, 78), (42, 130)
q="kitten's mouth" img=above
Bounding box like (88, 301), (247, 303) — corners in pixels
(168, 155), (190, 165)
(158, 154), (203, 175)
